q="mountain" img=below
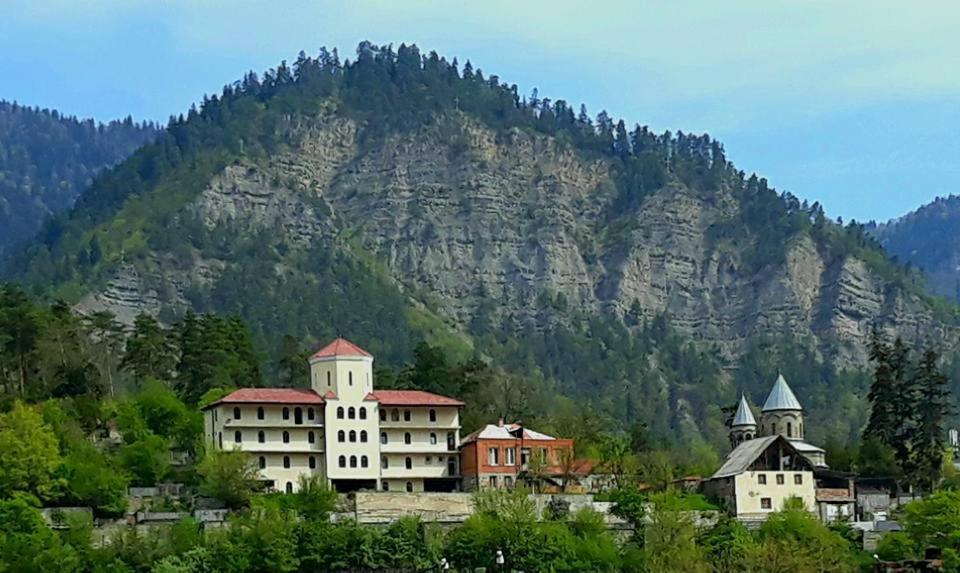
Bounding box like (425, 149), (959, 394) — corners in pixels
(0, 101), (158, 257)
(869, 195), (960, 304)
(5, 43), (958, 448)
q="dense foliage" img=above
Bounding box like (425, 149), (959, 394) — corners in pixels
(0, 101), (157, 257)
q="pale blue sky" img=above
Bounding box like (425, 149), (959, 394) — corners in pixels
(3, 0), (957, 222)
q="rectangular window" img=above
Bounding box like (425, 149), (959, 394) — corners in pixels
(506, 448), (516, 466)
(539, 448), (548, 463)
(776, 474), (785, 485)
(761, 498), (772, 510)
(488, 447), (499, 466)
(504, 476), (514, 489)
(490, 476), (498, 488)
(794, 474), (803, 485)
(758, 474), (767, 485)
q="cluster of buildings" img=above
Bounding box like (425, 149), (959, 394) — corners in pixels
(203, 338), (576, 494)
(203, 337), (899, 530)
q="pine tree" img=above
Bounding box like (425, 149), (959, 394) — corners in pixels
(121, 313), (176, 384)
(864, 329), (897, 446)
(912, 348), (951, 491)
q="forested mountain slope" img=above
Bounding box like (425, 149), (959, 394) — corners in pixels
(5, 43), (957, 449)
(869, 195), (960, 303)
(0, 101), (158, 256)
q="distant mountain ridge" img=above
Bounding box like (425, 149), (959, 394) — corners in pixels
(4, 43), (957, 448)
(0, 101), (158, 257)
(868, 195), (960, 303)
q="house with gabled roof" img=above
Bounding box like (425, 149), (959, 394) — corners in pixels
(202, 337), (464, 494)
(460, 419), (577, 491)
(707, 373), (854, 523)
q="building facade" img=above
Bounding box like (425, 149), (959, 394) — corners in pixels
(460, 420), (574, 491)
(203, 338), (463, 493)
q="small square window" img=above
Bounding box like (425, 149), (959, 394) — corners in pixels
(758, 474), (767, 485)
(776, 474), (785, 485)
(794, 474), (803, 485)
(761, 498), (772, 510)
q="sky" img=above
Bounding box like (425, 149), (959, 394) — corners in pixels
(2, 0), (958, 222)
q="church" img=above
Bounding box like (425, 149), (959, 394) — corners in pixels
(705, 373), (855, 523)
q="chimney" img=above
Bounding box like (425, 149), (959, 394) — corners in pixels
(497, 417), (504, 427)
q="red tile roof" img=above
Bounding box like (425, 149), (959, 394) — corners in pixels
(370, 390), (465, 407)
(309, 337), (372, 360)
(206, 388), (324, 409)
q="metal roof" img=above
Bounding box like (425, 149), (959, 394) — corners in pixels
(762, 373), (803, 412)
(711, 436), (780, 479)
(732, 394), (757, 427)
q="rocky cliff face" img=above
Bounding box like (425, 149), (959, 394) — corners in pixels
(76, 109), (956, 367)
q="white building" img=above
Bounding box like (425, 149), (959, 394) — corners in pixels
(203, 338), (464, 493)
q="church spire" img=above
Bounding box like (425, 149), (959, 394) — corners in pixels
(762, 373), (802, 412)
(732, 393), (757, 427)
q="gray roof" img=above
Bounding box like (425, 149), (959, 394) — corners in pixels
(762, 374), (803, 412)
(789, 440), (825, 454)
(732, 394), (757, 427)
(711, 436), (780, 479)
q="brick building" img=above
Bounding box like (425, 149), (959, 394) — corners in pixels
(460, 419), (574, 490)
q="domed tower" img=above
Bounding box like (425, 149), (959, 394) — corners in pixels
(729, 393), (757, 448)
(760, 373), (803, 440)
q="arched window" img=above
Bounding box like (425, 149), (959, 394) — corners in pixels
(308, 431), (315, 444)
(338, 430), (345, 442)
(258, 430), (265, 443)
(359, 407), (367, 420)
(380, 409), (387, 421)
(404, 432), (412, 445)
(348, 407), (356, 420)
(350, 455), (357, 468)
(391, 409), (400, 422)
(430, 433), (437, 445)
(234, 431), (242, 443)
(406, 481), (413, 492)
(307, 408), (315, 420)
(257, 407), (264, 420)
(326, 371), (331, 386)
(283, 431), (290, 443)
(447, 457), (456, 476)
(349, 430), (357, 443)
(381, 432), (388, 444)
(338, 455), (346, 468)
(429, 409), (437, 422)
(349, 371), (353, 386)
(286, 482), (293, 494)
(360, 430), (368, 443)
(233, 407), (241, 420)
(259, 456), (266, 469)
(404, 410), (411, 422)
(361, 455), (368, 468)
(294, 407), (303, 425)
(282, 407), (290, 420)
(787, 422), (793, 438)
(382, 481), (390, 491)
(283, 455), (290, 469)
(337, 407), (344, 419)
(772, 423), (777, 435)
(218, 432), (222, 449)
(309, 456), (317, 469)
(381, 456), (389, 469)
(405, 457), (413, 470)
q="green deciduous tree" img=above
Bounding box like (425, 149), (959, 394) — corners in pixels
(0, 401), (63, 499)
(198, 449), (259, 509)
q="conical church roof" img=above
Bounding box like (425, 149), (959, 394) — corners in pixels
(731, 393), (757, 427)
(762, 373), (803, 412)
